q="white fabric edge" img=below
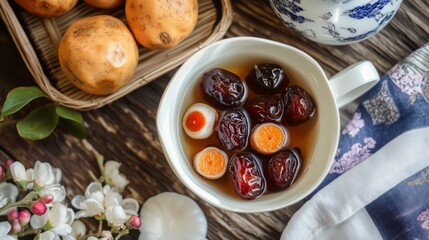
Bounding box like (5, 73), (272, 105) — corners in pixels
(281, 127), (429, 239)
(320, 208), (382, 240)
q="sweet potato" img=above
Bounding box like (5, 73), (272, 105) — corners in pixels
(58, 15), (139, 95)
(84, 0), (125, 9)
(125, 0), (198, 50)
(15, 0), (77, 18)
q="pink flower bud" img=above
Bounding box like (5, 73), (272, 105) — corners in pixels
(11, 219), (22, 234)
(18, 209), (31, 226)
(31, 200), (47, 216)
(6, 159), (14, 169)
(128, 215), (142, 229)
(7, 209), (18, 222)
(42, 194), (54, 204)
(0, 165), (4, 178)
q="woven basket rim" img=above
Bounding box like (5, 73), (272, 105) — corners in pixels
(0, 0), (233, 111)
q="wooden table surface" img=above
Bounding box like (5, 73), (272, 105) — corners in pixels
(1, 0), (428, 239)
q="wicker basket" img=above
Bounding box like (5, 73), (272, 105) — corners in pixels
(0, 0), (233, 111)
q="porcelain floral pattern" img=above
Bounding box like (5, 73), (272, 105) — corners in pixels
(269, 0), (403, 45)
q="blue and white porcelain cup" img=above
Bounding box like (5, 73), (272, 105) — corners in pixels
(269, 0), (403, 45)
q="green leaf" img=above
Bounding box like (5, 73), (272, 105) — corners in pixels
(16, 104), (58, 140)
(1, 87), (48, 117)
(56, 105), (87, 139)
(59, 118), (87, 139)
(56, 105), (84, 124)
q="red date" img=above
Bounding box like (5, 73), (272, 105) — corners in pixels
(245, 96), (284, 125)
(216, 108), (250, 151)
(282, 85), (316, 125)
(246, 63), (288, 95)
(200, 68), (247, 109)
(228, 152), (266, 199)
(265, 148), (301, 191)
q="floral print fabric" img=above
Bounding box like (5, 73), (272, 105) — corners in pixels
(315, 43), (429, 239)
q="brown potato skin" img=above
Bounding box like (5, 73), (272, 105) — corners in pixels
(84, 0), (125, 9)
(58, 15), (139, 95)
(125, 0), (198, 50)
(15, 0), (78, 18)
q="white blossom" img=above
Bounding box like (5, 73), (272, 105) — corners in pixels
(120, 198), (139, 216)
(45, 167), (62, 186)
(38, 231), (59, 240)
(87, 231), (113, 240)
(40, 184), (66, 204)
(71, 182), (108, 218)
(31, 203), (75, 239)
(0, 222), (17, 240)
(70, 220), (86, 238)
(105, 205), (128, 225)
(0, 183), (18, 210)
(101, 230), (113, 238)
(33, 161), (53, 189)
(104, 161), (129, 192)
(72, 182), (139, 225)
(10, 162), (31, 183)
(10, 161), (61, 192)
(62, 235), (76, 240)
(0, 194), (7, 209)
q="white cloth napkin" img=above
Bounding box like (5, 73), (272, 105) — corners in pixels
(282, 43), (429, 239)
(282, 128), (429, 239)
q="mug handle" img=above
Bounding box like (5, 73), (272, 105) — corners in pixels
(328, 61), (380, 108)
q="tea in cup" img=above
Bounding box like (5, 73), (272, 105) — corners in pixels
(157, 37), (379, 212)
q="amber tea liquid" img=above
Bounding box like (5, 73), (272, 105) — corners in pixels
(180, 57), (318, 199)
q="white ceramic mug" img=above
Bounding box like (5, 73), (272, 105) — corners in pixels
(156, 37), (379, 212)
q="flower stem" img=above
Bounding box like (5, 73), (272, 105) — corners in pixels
(0, 191), (37, 212)
(97, 219), (103, 237)
(97, 155), (110, 185)
(88, 170), (99, 182)
(97, 155), (104, 173)
(17, 228), (39, 238)
(115, 233), (124, 240)
(115, 230), (129, 240)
